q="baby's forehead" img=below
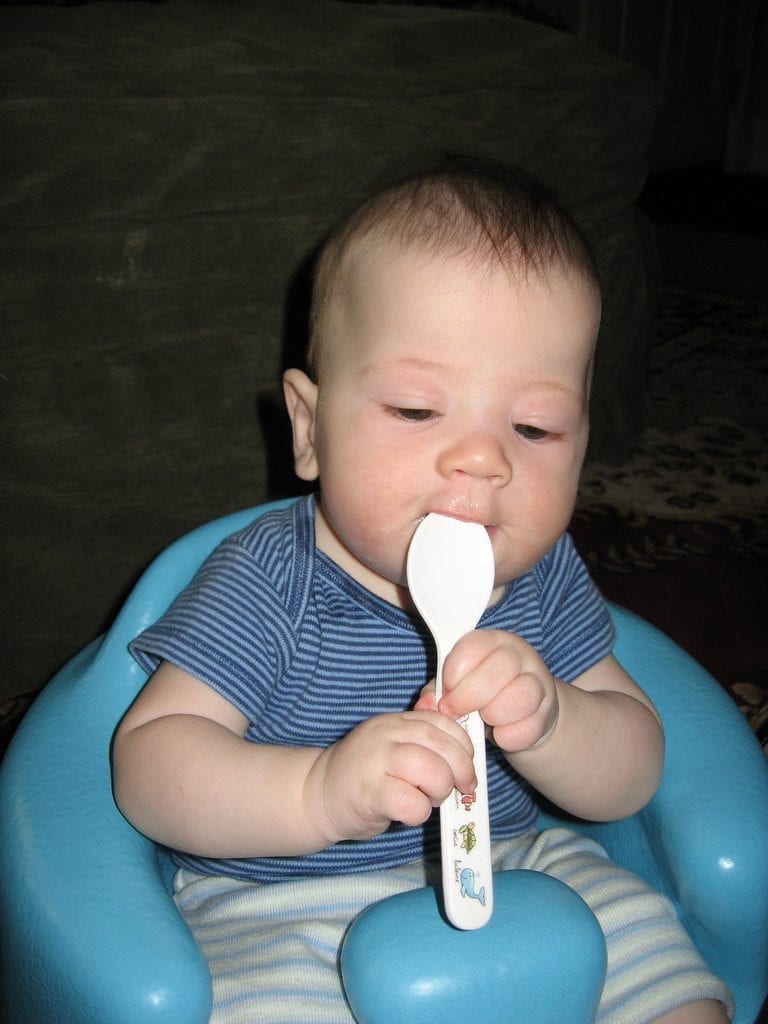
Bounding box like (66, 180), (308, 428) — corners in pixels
(334, 234), (598, 315)
(318, 238), (599, 372)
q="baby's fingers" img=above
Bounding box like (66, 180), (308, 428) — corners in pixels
(413, 680), (438, 712)
(382, 744), (458, 824)
(395, 713), (477, 796)
(440, 637), (523, 718)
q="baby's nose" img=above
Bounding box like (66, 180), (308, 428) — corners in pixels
(437, 431), (512, 485)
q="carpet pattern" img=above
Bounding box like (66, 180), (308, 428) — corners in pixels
(579, 284), (767, 540)
(2, 283), (766, 757)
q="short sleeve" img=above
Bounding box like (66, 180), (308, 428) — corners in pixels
(129, 536), (294, 721)
(537, 534), (615, 682)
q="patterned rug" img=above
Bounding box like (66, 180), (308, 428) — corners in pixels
(572, 282), (768, 751)
(2, 283), (766, 757)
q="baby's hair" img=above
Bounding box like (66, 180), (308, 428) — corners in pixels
(307, 155), (599, 379)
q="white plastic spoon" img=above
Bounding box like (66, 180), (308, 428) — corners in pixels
(407, 513), (496, 929)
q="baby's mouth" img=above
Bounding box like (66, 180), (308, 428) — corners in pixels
(423, 505), (489, 528)
(424, 511), (496, 536)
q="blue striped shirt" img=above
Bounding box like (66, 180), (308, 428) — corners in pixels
(130, 494), (614, 882)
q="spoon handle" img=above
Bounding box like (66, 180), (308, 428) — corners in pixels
(436, 656), (494, 930)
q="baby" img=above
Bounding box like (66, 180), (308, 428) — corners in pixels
(113, 156), (732, 1023)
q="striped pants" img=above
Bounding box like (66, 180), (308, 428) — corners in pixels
(174, 827), (733, 1023)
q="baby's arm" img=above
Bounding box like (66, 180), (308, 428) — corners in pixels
(112, 661), (476, 858)
(419, 632), (664, 822)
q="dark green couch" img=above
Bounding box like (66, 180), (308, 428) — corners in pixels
(2, 0), (656, 701)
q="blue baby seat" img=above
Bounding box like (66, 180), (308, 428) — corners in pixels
(1, 499), (767, 1023)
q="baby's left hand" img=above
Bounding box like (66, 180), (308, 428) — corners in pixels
(414, 630), (559, 754)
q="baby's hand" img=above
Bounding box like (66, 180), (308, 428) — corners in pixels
(417, 630), (559, 754)
(304, 711), (477, 844)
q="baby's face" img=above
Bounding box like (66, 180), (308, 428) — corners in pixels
(287, 242), (600, 607)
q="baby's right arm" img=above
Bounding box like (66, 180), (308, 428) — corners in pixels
(112, 661), (476, 858)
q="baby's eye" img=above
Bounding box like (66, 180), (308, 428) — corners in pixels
(515, 423), (550, 442)
(386, 406), (435, 422)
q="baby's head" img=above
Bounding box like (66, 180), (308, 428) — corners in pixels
(306, 155), (600, 384)
(284, 156), (602, 603)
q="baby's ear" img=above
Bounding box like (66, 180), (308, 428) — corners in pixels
(282, 369), (320, 481)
